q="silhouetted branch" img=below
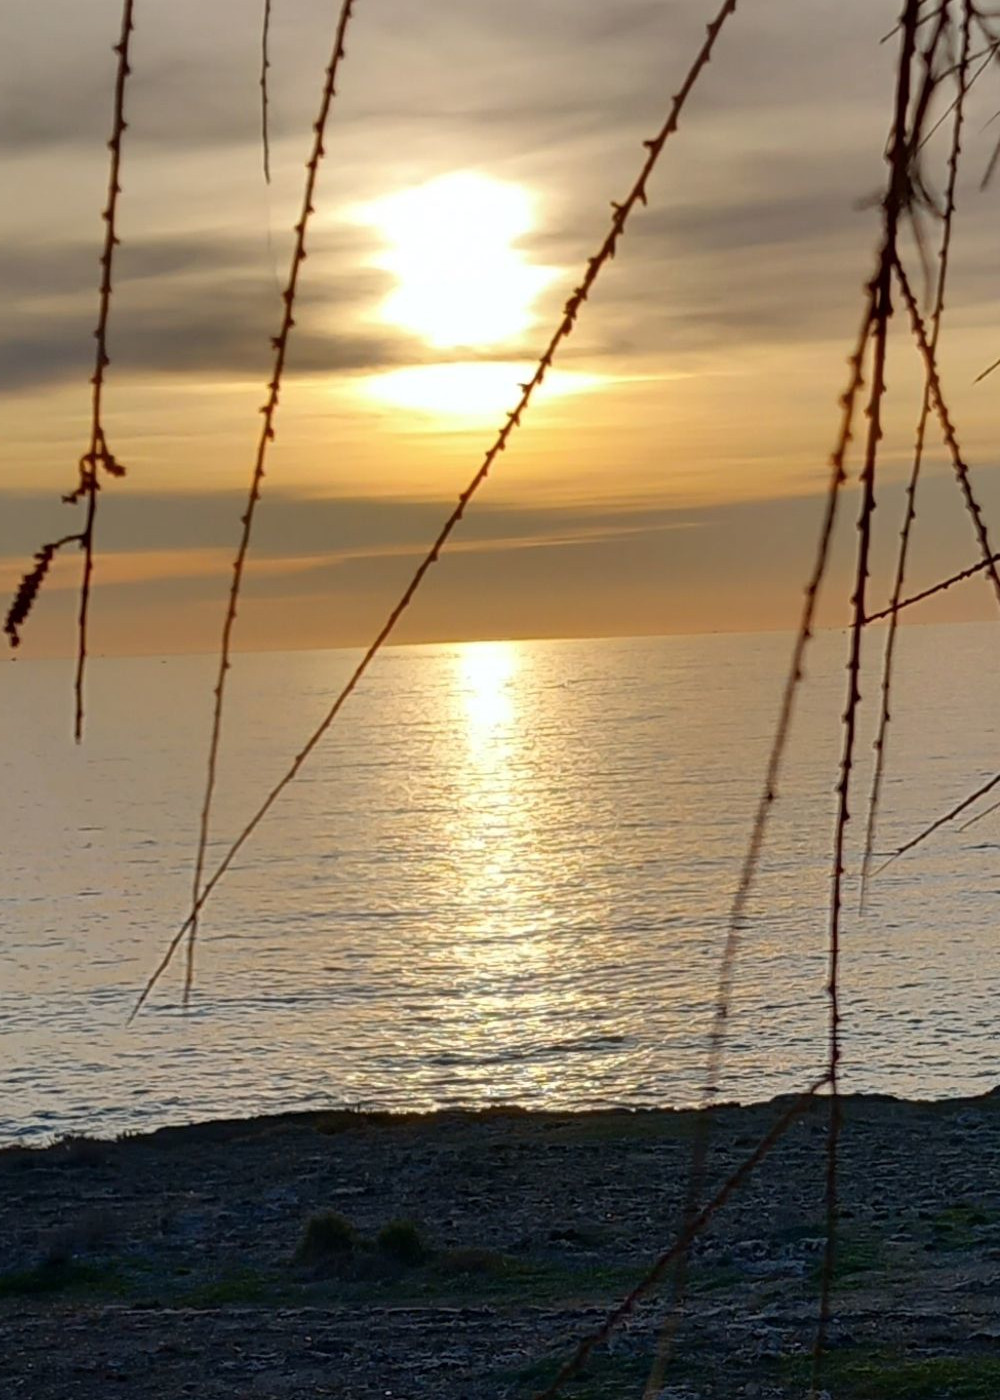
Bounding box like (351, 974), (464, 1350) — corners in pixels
(533, 1079), (829, 1400)
(971, 4), (1000, 180)
(895, 257), (1000, 604)
(133, 0), (745, 1017)
(876, 767), (1000, 871)
(645, 288), (876, 1400)
(4, 0), (135, 743)
(860, 0), (967, 915)
(261, 0), (272, 183)
(865, 550), (1000, 621)
(72, 0), (136, 741)
(814, 5), (922, 1393)
(185, 0), (358, 1006)
(959, 793), (1000, 829)
(915, 33), (998, 148)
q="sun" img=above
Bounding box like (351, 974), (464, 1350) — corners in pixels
(358, 171), (558, 350)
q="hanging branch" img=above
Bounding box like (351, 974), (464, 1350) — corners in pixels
(912, 0), (1000, 151)
(868, 12), (1000, 876)
(5, 0), (134, 741)
(876, 767), (1000, 871)
(859, 0), (967, 914)
(959, 791), (1000, 829)
(895, 256), (1000, 601)
(531, 1079), (829, 1400)
(813, 5), (922, 1392)
(871, 262), (1000, 872)
(972, 4), (1000, 182)
(261, 0), (272, 183)
(865, 549), (1000, 622)
(639, 14), (961, 1359)
(184, 0), (358, 1006)
(69, 0), (135, 743)
(914, 25), (999, 151)
(642, 290), (877, 1400)
(132, 0), (744, 1017)
(792, 242), (1000, 908)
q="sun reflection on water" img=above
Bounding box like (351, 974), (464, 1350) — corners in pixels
(444, 642), (556, 987)
(458, 639), (517, 746)
(13, 632), (1000, 1139)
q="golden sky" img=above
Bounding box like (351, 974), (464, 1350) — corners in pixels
(3, 0), (1000, 656)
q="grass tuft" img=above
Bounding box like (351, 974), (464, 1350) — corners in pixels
(294, 1212), (359, 1267)
(376, 1219), (428, 1267)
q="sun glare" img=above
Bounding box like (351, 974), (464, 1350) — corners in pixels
(359, 172), (558, 350)
(458, 640), (518, 739)
(361, 361), (601, 423)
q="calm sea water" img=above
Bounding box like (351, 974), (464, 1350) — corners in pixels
(4, 626), (1000, 1144)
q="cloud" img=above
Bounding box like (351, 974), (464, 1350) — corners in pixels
(4, 0), (1000, 656)
(0, 488), (685, 560)
(5, 0), (998, 394)
(0, 226), (426, 392)
(5, 468), (999, 589)
(5, 464), (1000, 656)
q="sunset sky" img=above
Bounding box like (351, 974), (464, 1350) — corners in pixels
(3, 0), (1000, 657)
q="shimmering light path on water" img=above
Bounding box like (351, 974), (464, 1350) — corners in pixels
(3, 627), (999, 1142)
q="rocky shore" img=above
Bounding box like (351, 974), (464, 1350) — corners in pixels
(3, 1089), (1000, 1398)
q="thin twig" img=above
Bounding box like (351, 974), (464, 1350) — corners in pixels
(261, 0), (272, 183)
(907, 2), (955, 172)
(644, 289), (876, 1400)
(875, 767), (1000, 872)
(959, 793), (1000, 829)
(133, 0), (745, 1018)
(865, 551), (1000, 622)
(915, 36), (997, 148)
(972, 5), (1000, 180)
(975, 352), (1000, 381)
(813, 5), (921, 1392)
(184, 0), (358, 1006)
(5, 1), (134, 736)
(532, 1080), (829, 1400)
(859, 0), (967, 915)
(895, 257), (1000, 604)
(881, 3), (947, 45)
(71, 0), (135, 743)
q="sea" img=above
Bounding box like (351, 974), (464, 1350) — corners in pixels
(3, 624), (1000, 1145)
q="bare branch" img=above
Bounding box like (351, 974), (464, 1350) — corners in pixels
(4, 0), (135, 742)
(133, 0), (745, 1016)
(261, 0), (272, 183)
(185, 0), (359, 1006)
(860, 0), (968, 915)
(814, 4), (923, 1392)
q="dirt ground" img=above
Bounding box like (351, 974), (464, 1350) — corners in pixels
(3, 1090), (1000, 1397)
